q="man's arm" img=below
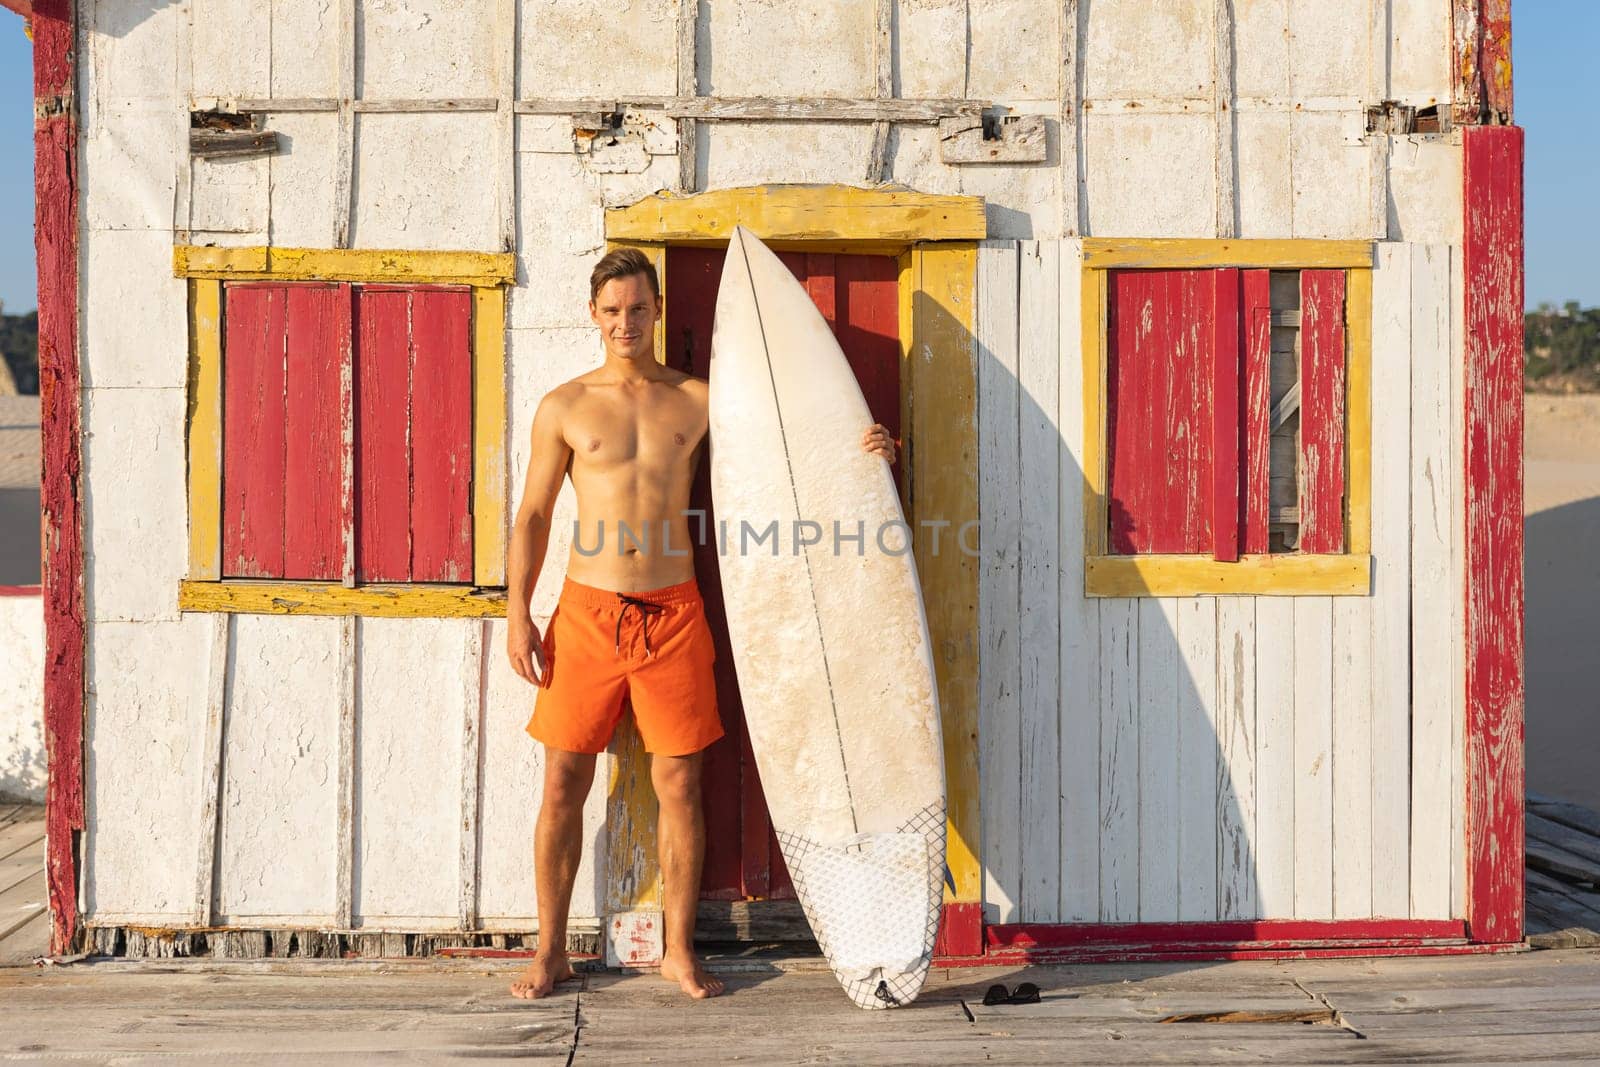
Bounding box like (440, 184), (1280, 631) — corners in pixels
(506, 389), (574, 685)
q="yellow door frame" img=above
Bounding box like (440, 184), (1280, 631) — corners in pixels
(601, 184), (987, 925)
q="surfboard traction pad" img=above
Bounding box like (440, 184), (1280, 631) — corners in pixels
(774, 800), (948, 1010)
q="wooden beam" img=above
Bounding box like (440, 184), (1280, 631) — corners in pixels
(186, 280), (224, 580)
(1083, 238), (1373, 270)
(173, 246), (517, 285)
(459, 622), (484, 932)
(911, 243), (982, 905)
(177, 580), (508, 618)
(472, 287), (509, 586)
(675, 0), (697, 192)
(192, 614), (230, 927)
(33, 0), (85, 959)
(1462, 124), (1525, 944)
(0, 2), (32, 20)
(606, 185), (987, 244)
(334, 617), (356, 929)
(1085, 554), (1373, 598)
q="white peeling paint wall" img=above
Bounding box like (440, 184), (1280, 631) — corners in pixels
(0, 595), (44, 802)
(76, 0), (1464, 929)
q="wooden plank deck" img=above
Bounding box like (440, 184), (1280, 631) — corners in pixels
(4, 798), (1600, 1060)
(0, 802), (47, 963)
(3, 948), (1600, 1062)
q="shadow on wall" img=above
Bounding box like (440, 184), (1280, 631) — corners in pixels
(1, 717), (43, 803)
(937, 268), (1262, 932)
(1525, 494), (1600, 812)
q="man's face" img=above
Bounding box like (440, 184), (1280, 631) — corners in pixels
(590, 273), (660, 361)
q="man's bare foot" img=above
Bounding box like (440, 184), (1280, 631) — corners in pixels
(660, 951), (725, 999)
(509, 953), (576, 999)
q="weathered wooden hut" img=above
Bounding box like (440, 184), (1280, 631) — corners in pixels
(23, 0), (1524, 963)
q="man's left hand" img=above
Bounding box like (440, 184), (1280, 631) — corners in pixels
(862, 423), (898, 464)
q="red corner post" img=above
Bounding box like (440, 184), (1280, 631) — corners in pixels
(1462, 122), (1525, 945)
(33, 0), (86, 956)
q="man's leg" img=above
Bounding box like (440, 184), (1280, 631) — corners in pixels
(651, 752), (725, 999)
(510, 746), (597, 999)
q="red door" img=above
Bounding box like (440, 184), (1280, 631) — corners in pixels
(664, 247), (902, 901)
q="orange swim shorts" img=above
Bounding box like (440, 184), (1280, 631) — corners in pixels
(525, 576), (724, 757)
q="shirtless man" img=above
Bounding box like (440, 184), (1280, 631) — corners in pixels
(505, 248), (897, 1000)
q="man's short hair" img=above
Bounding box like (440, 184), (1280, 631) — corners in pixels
(589, 248), (660, 303)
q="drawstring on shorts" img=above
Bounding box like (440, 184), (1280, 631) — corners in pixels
(615, 593), (667, 659)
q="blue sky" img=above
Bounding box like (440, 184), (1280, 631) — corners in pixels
(0, 3), (1594, 311)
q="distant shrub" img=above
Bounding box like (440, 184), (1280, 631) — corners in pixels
(1526, 302), (1600, 393)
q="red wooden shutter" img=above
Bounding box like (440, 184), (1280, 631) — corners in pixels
(356, 286), (474, 583)
(1240, 269), (1273, 553)
(1106, 269), (1216, 554)
(1299, 269), (1347, 553)
(1211, 268), (1242, 562)
(222, 283), (347, 580)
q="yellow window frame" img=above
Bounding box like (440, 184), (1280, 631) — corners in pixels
(175, 245), (514, 618)
(1080, 238), (1374, 598)
(599, 183), (987, 916)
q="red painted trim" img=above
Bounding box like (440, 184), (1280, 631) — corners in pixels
(1297, 269), (1346, 554)
(1210, 269), (1240, 562)
(942, 941), (1520, 967)
(0, 584), (43, 597)
(933, 902), (984, 959)
(33, 0), (84, 957)
(984, 918), (1466, 950)
(1462, 124), (1525, 946)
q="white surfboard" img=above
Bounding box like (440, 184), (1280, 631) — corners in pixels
(708, 227), (948, 1009)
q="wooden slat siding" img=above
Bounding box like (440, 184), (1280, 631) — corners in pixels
(803, 254), (837, 331)
(1448, 244), (1468, 925)
(1098, 599), (1138, 923)
(193, 613), (230, 926)
(1462, 125), (1525, 943)
(35, 0), (80, 954)
(1254, 598), (1296, 918)
(356, 289), (415, 582)
(1177, 597), (1219, 921)
(282, 286), (347, 581)
(188, 280), (225, 580)
(471, 287), (508, 587)
(1409, 244), (1454, 921)
(976, 240), (1022, 923)
(1106, 270), (1213, 554)
(1017, 241), (1061, 921)
(459, 621), (484, 931)
(340, 286), (357, 587)
(409, 288), (474, 583)
(909, 243), (982, 906)
(1297, 270), (1347, 554)
(1369, 243), (1413, 920)
(1293, 597), (1335, 920)
(1056, 240), (1100, 924)
(1211, 269), (1241, 562)
(1215, 597), (1257, 920)
(1331, 592), (1374, 920)
(222, 286), (288, 578)
(1137, 598), (1181, 922)
(1240, 270), (1273, 554)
